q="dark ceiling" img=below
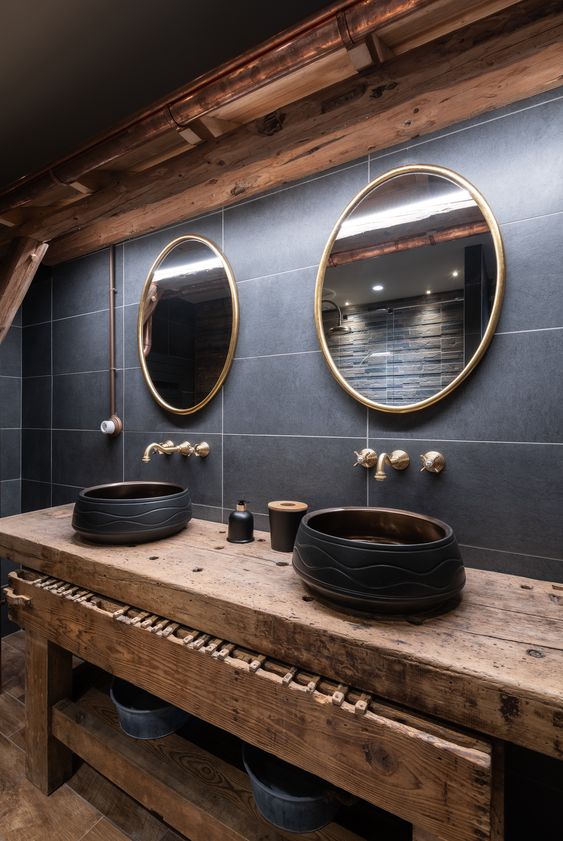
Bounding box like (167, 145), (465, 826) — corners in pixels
(0, 0), (335, 190)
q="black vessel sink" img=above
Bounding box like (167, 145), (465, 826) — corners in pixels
(292, 507), (465, 615)
(72, 481), (191, 544)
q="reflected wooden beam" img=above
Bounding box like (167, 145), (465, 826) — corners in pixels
(0, 236), (48, 342)
(328, 221), (489, 266)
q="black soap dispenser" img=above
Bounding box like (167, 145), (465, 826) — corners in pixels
(227, 500), (254, 544)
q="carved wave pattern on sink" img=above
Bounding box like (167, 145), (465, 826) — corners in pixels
(293, 542), (464, 594)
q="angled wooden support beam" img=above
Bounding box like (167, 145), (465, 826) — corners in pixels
(0, 236), (48, 342)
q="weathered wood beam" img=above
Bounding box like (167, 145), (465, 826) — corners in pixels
(41, 0), (562, 264)
(0, 0), (432, 214)
(0, 236), (48, 341)
(329, 221), (489, 266)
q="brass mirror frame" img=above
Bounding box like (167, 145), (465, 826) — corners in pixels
(314, 164), (505, 414)
(137, 234), (239, 415)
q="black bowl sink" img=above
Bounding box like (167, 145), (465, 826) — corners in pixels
(72, 481), (192, 545)
(292, 507), (465, 615)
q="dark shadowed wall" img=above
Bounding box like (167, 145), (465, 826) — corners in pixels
(18, 87), (563, 586)
(0, 317), (21, 635)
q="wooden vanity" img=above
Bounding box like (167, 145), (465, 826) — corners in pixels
(1, 506), (562, 841)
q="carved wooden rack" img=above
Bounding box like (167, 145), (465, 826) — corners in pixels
(6, 567), (501, 841)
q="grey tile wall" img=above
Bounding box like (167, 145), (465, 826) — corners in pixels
(0, 314), (22, 636)
(17, 87), (563, 585)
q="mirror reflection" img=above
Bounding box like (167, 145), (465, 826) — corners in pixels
(139, 235), (238, 414)
(317, 167), (503, 411)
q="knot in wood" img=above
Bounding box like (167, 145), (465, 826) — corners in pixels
(256, 110), (286, 136)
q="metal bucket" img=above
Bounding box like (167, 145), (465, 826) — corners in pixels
(110, 678), (190, 739)
(243, 743), (341, 833)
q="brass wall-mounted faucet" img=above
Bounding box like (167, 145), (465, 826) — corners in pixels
(142, 440), (210, 463)
(353, 448), (410, 481)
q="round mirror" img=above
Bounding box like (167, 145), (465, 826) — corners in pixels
(138, 234), (239, 414)
(315, 165), (505, 413)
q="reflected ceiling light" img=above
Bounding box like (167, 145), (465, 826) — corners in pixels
(372, 284), (384, 292)
(153, 256), (223, 281)
(452, 269), (459, 278)
(336, 189), (474, 239)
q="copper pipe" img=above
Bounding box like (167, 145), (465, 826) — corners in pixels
(0, 0), (429, 213)
(328, 221), (489, 266)
(103, 246), (122, 437)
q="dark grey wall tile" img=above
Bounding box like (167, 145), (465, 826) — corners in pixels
(1, 557), (19, 586)
(235, 267), (318, 358)
(498, 213), (563, 332)
(369, 96), (563, 225)
(223, 434), (367, 515)
(52, 249), (119, 318)
(52, 430), (122, 487)
(460, 545), (563, 583)
(124, 366), (222, 433)
(22, 376), (51, 429)
(0, 376), (21, 429)
(123, 432), (222, 508)
(123, 304), (139, 369)
(23, 265), (51, 325)
(53, 309), (122, 374)
(22, 479), (51, 512)
(0, 430), (20, 481)
(123, 213), (223, 305)
(368, 330), (563, 443)
(52, 484), (80, 506)
(0, 326), (21, 377)
(23, 323), (51, 377)
(192, 504), (224, 524)
(53, 370), (122, 431)
(22, 429), (50, 482)
(0, 480), (21, 517)
(1, 600), (19, 637)
(224, 352), (366, 437)
(224, 162), (368, 281)
(367, 438), (563, 561)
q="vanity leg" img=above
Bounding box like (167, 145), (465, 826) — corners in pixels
(412, 741), (505, 841)
(25, 629), (73, 794)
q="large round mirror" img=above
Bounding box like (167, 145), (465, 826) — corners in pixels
(138, 234), (239, 414)
(315, 165), (504, 413)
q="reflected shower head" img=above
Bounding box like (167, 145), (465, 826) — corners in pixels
(321, 299), (352, 334)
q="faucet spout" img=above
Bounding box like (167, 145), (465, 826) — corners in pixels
(374, 449), (410, 481)
(141, 440), (175, 463)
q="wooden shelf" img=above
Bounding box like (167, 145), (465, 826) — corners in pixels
(53, 686), (366, 841)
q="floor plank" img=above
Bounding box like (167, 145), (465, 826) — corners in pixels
(3, 629), (26, 654)
(69, 763), (176, 841)
(0, 733), (100, 841)
(81, 818), (135, 841)
(0, 691), (24, 738)
(1, 642), (25, 701)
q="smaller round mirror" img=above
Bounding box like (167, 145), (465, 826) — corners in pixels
(315, 165), (505, 413)
(138, 235), (239, 414)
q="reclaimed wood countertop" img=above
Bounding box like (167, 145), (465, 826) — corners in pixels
(1, 505), (562, 759)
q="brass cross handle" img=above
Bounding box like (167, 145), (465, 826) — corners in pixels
(420, 451), (446, 473)
(353, 448), (377, 469)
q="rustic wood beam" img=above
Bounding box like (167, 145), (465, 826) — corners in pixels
(40, 0), (562, 264)
(0, 236), (48, 341)
(0, 0), (432, 214)
(329, 221), (489, 266)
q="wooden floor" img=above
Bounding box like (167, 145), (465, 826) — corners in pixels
(0, 630), (185, 841)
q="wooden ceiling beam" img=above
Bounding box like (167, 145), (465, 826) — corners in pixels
(0, 237), (48, 342)
(38, 0), (563, 265)
(0, 0), (439, 216)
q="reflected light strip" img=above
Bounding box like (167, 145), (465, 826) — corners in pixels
(337, 190), (475, 239)
(153, 256), (223, 281)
